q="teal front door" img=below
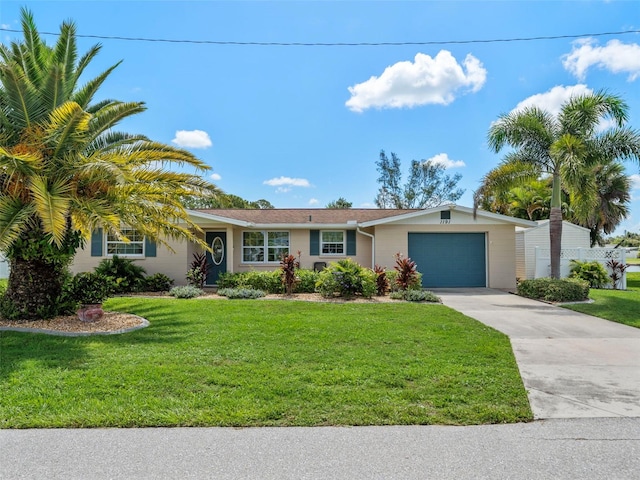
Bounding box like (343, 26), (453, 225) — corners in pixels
(205, 232), (227, 286)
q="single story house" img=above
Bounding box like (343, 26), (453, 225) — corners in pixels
(515, 220), (591, 280)
(71, 204), (537, 289)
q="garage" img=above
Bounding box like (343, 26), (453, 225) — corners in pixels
(408, 232), (487, 288)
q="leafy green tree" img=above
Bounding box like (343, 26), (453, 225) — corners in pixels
(484, 91), (640, 278)
(0, 10), (214, 319)
(375, 150), (464, 209)
(326, 197), (352, 209)
(181, 192), (274, 209)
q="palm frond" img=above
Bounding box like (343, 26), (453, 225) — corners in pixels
(72, 62), (122, 109)
(45, 101), (91, 158)
(29, 176), (71, 246)
(0, 195), (34, 251)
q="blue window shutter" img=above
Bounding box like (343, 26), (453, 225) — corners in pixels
(346, 230), (356, 256)
(310, 230), (319, 256)
(91, 229), (103, 257)
(145, 237), (157, 257)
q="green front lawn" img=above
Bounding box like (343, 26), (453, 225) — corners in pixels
(563, 272), (640, 328)
(0, 298), (532, 428)
(625, 256), (640, 265)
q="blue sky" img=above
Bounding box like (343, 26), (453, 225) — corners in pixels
(1, 1), (640, 235)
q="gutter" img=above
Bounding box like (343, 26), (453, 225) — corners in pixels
(357, 227), (375, 268)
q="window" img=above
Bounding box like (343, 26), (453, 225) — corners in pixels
(242, 231), (289, 263)
(106, 228), (144, 256)
(321, 230), (345, 255)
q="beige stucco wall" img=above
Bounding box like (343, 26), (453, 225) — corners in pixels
(372, 222), (517, 289)
(226, 227), (373, 272)
(71, 235), (191, 285)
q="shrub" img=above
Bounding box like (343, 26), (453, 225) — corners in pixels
(280, 251), (301, 295)
(217, 271), (243, 289)
(393, 253), (421, 291)
(295, 269), (319, 293)
(389, 289), (441, 302)
(315, 259), (376, 298)
(94, 255), (147, 293)
(517, 278), (589, 302)
(68, 272), (115, 305)
(142, 273), (174, 292)
(386, 270), (423, 292)
(374, 265), (389, 296)
(606, 259), (628, 290)
(569, 260), (610, 288)
(217, 288), (266, 299)
(186, 252), (209, 288)
(169, 285), (204, 299)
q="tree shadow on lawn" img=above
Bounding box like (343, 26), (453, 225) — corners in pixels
(0, 301), (195, 380)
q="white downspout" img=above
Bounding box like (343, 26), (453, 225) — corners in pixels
(357, 228), (375, 268)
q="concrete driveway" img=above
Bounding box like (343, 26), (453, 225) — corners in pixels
(435, 288), (640, 419)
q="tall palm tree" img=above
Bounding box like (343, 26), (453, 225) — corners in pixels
(485, 92), (640, 278)
(0, 10), (215, 318)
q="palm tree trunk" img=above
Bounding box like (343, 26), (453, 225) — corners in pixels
(4, 257), (67, 320)
(549, 172), (563, 279)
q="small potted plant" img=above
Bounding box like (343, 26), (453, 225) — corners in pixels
(70, 272), (113, 322)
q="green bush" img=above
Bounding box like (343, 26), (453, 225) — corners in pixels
(94, 255), (147, 293)
(569, 260), (610, 288)
(315, 259), (376, 298)
(142, 273), (174, 292)
(68, 272), (114, 305)
(389, 289), (441, 302)
(217, 288), (266, 299)
(517, 278), (589, 302)
(386, 270), (423, 292)
(217, 270), (282, 293)
(294, 269), (319, 293)
(169, 286), (204, 299)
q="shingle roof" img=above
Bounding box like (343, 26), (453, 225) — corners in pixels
(193, 208), (420, 225)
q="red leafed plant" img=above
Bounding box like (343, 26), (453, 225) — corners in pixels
(394, 253), (419, 291)
(281, 251), (301, 295)
(374, 264), (389, 296)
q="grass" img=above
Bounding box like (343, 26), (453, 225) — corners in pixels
(0, 298), (532, 428)
(625, 256), (640, 265)
(563, 272), (640, 328)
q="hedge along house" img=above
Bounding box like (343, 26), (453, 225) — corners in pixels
(70, 204), (536, 289)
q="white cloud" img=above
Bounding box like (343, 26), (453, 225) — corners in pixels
(511, 84), (592, 117)
(210, 173), (222, 181)
(172, 130), (212, 149)
(345, 51), (487, 112)
(1, 24), (10, 29)
(563, 38), (640, 81)
(629, 174), (640, 191)
(426, 153), (465, 169)
(308, 198), (319, 205)
(263, 176), (311, 188)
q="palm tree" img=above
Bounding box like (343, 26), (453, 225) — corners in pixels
(485, 91), (640, 278)
(568, 158), (631, 247)
(0, 10), (215, 318)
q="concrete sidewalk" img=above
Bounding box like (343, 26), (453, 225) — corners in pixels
(436, 288), (640, 419)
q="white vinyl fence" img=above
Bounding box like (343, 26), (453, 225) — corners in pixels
(0, 255), (8, 279)
(534, 247), (627, 289)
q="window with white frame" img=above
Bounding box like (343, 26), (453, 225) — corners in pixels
(106, 228), (145, 256)
(321, 230), (345, 255)
(242, 231), (289, 263)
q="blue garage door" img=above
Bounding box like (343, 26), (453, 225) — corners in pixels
(408, 233), (486, 288)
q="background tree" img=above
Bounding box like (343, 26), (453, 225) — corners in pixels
(181, 192), (274, 209)
(375, 150), (464, 209)
(483, 91), (640, 278)
(326, 197), (352, 209)
(0, 10), (215, 319)
(568, 158), (631, 246)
